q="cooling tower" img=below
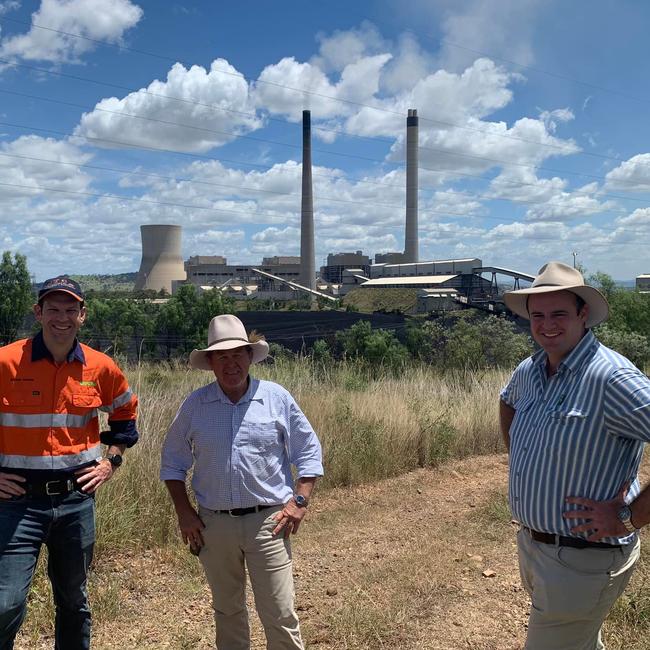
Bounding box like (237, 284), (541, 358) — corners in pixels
(404, 108), (419, 263)
(134, 224), (186, 293)
(300, 110), (316, 290)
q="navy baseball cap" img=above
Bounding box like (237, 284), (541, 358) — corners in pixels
(38, 276), (85, 302)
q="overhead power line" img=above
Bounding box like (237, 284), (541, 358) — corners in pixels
(2, 118), (650, 213)
(2, 177), (649, 244)
(0, 19), (629, 161)
(0, 149), (645, 222)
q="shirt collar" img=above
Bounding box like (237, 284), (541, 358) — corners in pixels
(532, 329), (598, 375)
(206, 377), (264, 405)
(31, 330), (86, 365)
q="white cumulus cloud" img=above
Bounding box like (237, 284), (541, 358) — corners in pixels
(0, 0), (142, 64)
(605, 154), (650, 192)
(75, 59), (261, 153)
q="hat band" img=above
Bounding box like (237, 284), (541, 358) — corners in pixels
(207, 336), (250, 347)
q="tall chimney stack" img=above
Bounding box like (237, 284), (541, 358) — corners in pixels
(300, 109), (316, 290)
(404, 108), (419, 263)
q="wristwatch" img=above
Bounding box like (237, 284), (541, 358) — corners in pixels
(617, 505), (638, 533)
(294, 494), (309, 508)
(106, 453), (123, 468)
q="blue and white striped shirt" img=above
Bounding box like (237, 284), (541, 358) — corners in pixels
(160, 377), (323, 510)
(501, 330), (650, 544)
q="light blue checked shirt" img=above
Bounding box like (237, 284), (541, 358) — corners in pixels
(501, 330), (650, 544)
(160, 377), (323, 510)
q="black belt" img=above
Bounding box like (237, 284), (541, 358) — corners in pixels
(24, 478), (79, 497)
(524, 526), (622, 549)
(216, 504), (276, 517)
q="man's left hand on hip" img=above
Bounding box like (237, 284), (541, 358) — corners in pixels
(563, 481), (631, 541)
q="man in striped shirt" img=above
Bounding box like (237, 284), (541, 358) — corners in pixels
(500, 261), (650, 650)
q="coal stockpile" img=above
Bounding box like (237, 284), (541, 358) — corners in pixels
(237, 311), (408, 353)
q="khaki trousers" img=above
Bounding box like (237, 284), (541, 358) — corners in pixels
(198, 505), (303, 650)
(517, 528), (640, 650)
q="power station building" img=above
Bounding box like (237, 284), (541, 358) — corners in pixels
(184, 255), (302, 292)
(320, 251), (371, 283)
(131, 109), (539, 313)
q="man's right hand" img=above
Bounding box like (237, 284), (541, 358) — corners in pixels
(0, 472), (26, 499)
(177, 507), (205, 552)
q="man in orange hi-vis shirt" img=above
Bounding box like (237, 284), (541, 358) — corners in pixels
(0, 276), (138, 649)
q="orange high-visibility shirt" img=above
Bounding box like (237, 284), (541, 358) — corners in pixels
(0, 337), (138, 471)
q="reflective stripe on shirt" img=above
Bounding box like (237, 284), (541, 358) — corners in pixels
(98, 389), (134, 414)
(0, 446), (102, 470)
(0, 411), (98, 428)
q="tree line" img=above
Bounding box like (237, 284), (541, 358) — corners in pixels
(1, 251), (649, 369)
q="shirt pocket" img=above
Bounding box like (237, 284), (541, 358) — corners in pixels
(71, 390), (103, 409)
(2, 390), (43, 408)
(249, 419), (284, 450)
(545, 406), (591, 453)
(549, 407), (588, 422)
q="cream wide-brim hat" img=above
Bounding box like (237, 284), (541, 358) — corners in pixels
(189, 314), (269, 370)
(504, 261), (609, 329)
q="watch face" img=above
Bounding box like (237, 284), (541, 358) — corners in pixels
(618, 505), (632, 522)
(108, 454), (123, 467)
(294, 495), (307, 507)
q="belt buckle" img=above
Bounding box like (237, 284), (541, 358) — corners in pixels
(45, 480), (62, 495)
(45, 479), (72, 496)
(228, 509), (241, 517)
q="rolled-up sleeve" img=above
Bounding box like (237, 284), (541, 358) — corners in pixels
(102, 363), (139, 447)
(286, 398), (323, 478)
(160, 397), (195, 482)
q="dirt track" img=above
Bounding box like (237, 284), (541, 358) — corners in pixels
(20, 453), (648, 649)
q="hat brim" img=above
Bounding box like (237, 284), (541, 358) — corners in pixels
(504, 285), (608, 328)
(189, 339), (269, 370)
(38, 288), (84, 302)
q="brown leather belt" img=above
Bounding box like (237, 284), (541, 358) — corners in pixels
(523, 526), (622, 549)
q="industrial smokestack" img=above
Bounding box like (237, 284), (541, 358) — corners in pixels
(134, 224), (186, 293)
(404, 108), (419, 263)
(300, 110), (316, 290)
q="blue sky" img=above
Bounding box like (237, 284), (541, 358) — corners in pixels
(2, 0), (650, 281)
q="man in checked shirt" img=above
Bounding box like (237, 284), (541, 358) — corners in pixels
(161, 314), (323, 650)
(500, 261), (650, 650)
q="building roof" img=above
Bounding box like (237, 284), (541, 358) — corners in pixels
(418, 288), (459, 295)
(362, 274), (458, 287)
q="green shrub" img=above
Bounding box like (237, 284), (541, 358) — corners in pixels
(594, 325), (650, 369)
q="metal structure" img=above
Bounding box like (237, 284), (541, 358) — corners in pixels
(404, 108), (419, 263)
(252, 268), (337, 301)
(135, 224), (186, 293)
(300, 110), (316, 290)
(473, 266), (536, 293)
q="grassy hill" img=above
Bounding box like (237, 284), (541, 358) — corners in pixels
(69, 272), (137, 292)
(341, 287), (419, 314)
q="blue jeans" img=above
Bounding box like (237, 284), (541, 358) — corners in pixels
(0, 489), (95, 650)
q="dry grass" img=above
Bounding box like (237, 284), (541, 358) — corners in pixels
(12, 360), (650, 649)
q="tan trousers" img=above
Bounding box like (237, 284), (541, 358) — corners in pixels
(517, 528), (640, 650)
(198, 505), (304, 650)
